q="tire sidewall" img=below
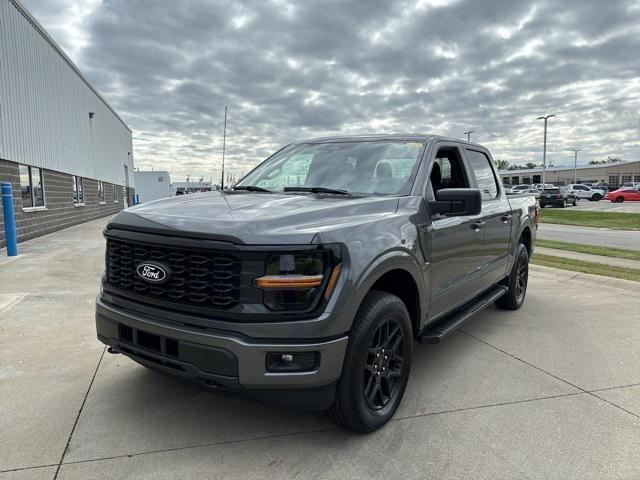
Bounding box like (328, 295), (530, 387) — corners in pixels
(511, 243), (529, 306)
(343, 293), (413, 431)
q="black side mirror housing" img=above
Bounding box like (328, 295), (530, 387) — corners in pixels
(428, 188), (482, 216)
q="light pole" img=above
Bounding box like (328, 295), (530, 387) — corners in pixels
(537, 114), (555, 185)
(570, 149), (581, 184)
(464, 130), (474, 142)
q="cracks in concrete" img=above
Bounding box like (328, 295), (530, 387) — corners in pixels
(52, 346), (107, 480)
(460, 330), (640, 419)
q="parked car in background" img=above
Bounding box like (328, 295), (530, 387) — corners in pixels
(622, 182), (640, 189)
(539, 187), (578, 207)
(533, 183), (555, 190)
(589, 184), (609, 194)
(509, 185), (534, 193)
(566, 184), (603, 201)
(605, 188), (640, 203)
(506, 188), (540, 199)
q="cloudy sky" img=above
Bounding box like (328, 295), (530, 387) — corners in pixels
(24, 0), (640, 182)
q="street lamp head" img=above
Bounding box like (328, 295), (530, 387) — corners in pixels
(537, 114), (556, 120)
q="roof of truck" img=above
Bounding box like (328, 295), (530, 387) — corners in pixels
(296, 133), (484, 147)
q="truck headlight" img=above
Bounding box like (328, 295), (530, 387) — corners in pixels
(255, 253), (328, 311)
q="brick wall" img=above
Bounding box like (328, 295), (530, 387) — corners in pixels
(0, 159), (134, 249)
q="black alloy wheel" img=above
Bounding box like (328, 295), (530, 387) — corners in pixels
(363, 318), (406, 410)
(514, 252), (528, 304)
(328, 291), (412, 432)
(496, 242), (529, 310)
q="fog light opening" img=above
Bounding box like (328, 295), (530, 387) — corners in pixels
(266, 351), (320, 372)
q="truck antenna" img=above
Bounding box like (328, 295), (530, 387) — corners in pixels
(220, 105), (228, 190)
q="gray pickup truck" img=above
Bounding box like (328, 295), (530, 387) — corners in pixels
(96, 134), (538, 432)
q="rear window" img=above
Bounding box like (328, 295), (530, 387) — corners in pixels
(544, 188), (560, 193)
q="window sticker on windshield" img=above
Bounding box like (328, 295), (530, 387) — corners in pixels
(405, 142), (424, 148)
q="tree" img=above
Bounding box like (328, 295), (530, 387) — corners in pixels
(495, 159), (509, 170)
(525, 162), (538, 169)
(589, 156), (623, 165)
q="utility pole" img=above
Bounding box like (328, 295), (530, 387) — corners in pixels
(537, 114), (555, 185)
(464, 130), (474, 142)
(570, 148), (581, 184)
(220, 105), (228, 190)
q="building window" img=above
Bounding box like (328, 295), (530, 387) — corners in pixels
(158, 176), (164, 182)
(98, 181), (105, 203)
(511, 176), (519, 185)
(621, 174), (632, 185)
(112, 184), (119, 203)
(73, 176), (84, 204)
(19, 165), (45, 209)
(523, 177), (531, 185)
(608, 174), (619, 188)
(634, 175), (640, 183)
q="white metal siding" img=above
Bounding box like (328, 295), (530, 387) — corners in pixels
(134, 171), (172, 203)
(0, 0), (134, 187)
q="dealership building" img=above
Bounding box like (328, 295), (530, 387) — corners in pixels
(0, 0), (135, 249)
(499, 160), (640, 187)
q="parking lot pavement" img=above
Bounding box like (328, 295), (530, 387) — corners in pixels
(2, 218), (640, 479)
(537, 223), (640, 250)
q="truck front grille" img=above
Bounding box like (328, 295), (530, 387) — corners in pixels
(106, 238), (241, 310)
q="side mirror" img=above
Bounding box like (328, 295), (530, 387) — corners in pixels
(428, 188), (482, 216)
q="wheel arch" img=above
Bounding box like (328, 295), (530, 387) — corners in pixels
(352, 252), (427, 335)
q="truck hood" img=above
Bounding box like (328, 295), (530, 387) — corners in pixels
(107, 191), (399, 244)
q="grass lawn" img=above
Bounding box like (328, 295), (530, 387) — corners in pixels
(539, 210), (640, 230)
(536, 239), (640, 261)
(531, 253), (640, 282)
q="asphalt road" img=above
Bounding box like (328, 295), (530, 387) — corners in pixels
(2, 218), (640, 479)
(537, 223), (640, 250)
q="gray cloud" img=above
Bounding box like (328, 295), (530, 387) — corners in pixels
(24, 0), (640, 180)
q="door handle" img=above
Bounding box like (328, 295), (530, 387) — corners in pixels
(500, 214), (512, 223)
(471, 221), (486, 231)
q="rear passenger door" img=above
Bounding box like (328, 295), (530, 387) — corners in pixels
(464, 148), (513, 286)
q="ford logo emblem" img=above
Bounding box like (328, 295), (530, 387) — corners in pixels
(136, 262), (170, 283)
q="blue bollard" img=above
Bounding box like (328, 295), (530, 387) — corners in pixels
(1, 182), (18, 256)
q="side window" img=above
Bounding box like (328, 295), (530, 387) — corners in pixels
(72, 176), (84, 204)
(466, 150), (499, 200)
(19, 165), (45, 208)
(429, 147), (469, 198)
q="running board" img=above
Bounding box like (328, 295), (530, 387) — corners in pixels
(419, 286), (508, 344)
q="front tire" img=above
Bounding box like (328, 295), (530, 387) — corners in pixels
(573, 197), (578, 206)
(616, 196), (624, 203)
(328, 291), (412, 432)
(496, 243), (529, 310)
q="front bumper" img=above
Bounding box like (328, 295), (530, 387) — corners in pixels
(96, 297), (348, 408)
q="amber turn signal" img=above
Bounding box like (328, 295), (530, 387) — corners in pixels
(255, 274), (324, 289)
(324, 264), (342, 300)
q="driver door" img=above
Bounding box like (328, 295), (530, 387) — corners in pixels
(422, 144), (486, 321)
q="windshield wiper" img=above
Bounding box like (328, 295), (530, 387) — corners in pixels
(232, 185), (272, 192)
(283, 186), (350, 195)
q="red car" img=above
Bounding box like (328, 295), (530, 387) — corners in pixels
(605, 188), (640, 202)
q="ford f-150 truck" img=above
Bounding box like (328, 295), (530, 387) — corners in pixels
(96, 134), (537, 432)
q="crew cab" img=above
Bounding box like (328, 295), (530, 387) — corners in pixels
(96, 134), (537, 432)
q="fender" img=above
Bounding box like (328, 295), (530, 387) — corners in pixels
(349, 248), (429, 332)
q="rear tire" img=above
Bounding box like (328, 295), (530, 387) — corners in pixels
(561, 199), (567, 208)
(328, 291), (412, 432)
(572, 197), (578, 206)
(593, 193), (602, 201)
(496, 243), (529, 310)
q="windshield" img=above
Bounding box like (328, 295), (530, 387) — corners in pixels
(237, 141), (425, 195)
